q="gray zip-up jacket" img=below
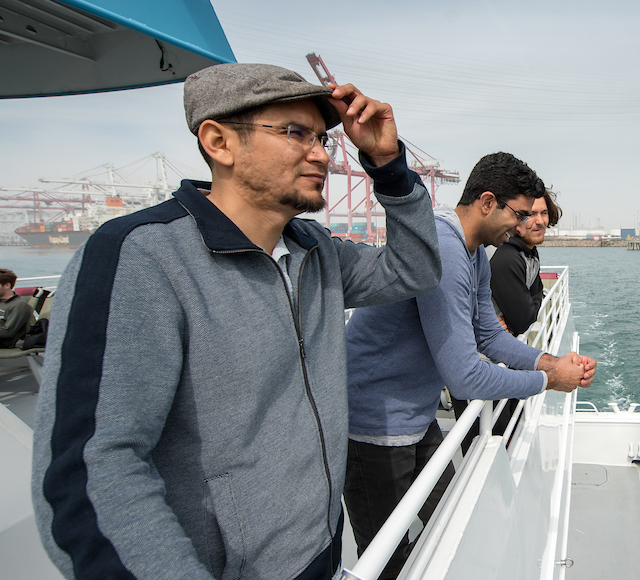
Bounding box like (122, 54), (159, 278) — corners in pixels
(32, 165), (441, 580)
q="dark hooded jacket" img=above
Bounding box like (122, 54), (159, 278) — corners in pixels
(490, 236), (543, 336)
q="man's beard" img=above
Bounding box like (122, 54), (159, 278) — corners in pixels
(279, 189), (326, 213)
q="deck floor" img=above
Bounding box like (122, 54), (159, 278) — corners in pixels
(567, 462), (640, 579)
(0, 359), (40, 427)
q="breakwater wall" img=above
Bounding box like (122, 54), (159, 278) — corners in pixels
(542, 238), (628, 247)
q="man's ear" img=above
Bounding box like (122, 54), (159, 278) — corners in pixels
(198, 120), (235, 167)
(478, 191), (496, 216)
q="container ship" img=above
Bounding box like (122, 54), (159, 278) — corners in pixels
(14, 224), (93, 248)
(15, 197), (132, 248)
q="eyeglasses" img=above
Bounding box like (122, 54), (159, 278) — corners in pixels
(494, 195), (530, 223)
(219, 121), (331, 152)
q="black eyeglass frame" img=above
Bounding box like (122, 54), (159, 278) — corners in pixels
(494, 194), (531, 223)
(218, 121), (331, 151)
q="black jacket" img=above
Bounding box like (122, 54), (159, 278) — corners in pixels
(489, 237), (543, 335)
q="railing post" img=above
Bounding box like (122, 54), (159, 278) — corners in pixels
(480, 401), (492, 435)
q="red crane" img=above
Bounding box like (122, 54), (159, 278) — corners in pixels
(306, 53), (459, 243)
(0, 189), (92, 223)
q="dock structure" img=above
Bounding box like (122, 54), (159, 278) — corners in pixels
(627, 238), (640, 250)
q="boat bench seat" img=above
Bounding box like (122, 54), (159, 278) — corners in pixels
(15, 286), (51, 314)
(0, 295), (54, 385)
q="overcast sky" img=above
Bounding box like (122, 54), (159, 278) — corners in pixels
(2, 0), (640, 231)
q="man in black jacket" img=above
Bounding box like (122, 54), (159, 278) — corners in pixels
(490, 189), (562, 335)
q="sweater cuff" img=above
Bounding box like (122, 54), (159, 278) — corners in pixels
(539, 370), (548, 393)
(358, 141), (420, 197)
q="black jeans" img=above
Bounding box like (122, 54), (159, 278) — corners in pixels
(343, 421), (455, 580)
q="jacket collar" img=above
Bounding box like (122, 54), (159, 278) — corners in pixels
(173, 180), (318, 252)
(506, 235), (539, 259)
(0, 292), (20, 303)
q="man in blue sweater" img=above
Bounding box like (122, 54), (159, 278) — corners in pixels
(344, 152), (596, 579)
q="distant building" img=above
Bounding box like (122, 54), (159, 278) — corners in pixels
(557, 228), (609, 239)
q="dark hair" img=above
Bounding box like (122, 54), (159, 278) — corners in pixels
(457, 152), (545, 207)
(0, 268), (17, 288)
(197, 105), (267, 168)
(543, 188), (563, 227)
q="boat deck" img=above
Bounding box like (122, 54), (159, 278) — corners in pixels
(567, 462), (640, 579)
(0, 359), (40, 427)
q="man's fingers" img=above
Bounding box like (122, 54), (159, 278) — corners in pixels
(581, 377), (594, 388)
(328, 83), (362, 112)
(329, 83), (361, 100)
(354, 99), (386, 124)
(343, 96), (383, 123)
(329, 84), (391, 124)
(345, 94), (371, 119)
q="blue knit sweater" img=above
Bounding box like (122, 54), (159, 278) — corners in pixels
(346, 207), (546, 438)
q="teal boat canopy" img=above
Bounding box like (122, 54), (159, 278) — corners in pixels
(0, 0), (236, 98)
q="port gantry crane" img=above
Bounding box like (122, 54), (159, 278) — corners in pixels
(0, 188), (93, 223)
(306, 53), (459, 243)
(0, 153), (181, 225)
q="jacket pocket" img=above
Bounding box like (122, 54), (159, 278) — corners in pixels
(204, 473), (246, 580)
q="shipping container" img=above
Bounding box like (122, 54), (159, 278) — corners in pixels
(621, 228), (636, 239)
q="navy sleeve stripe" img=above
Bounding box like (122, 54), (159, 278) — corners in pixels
(42, 199), (188, 578)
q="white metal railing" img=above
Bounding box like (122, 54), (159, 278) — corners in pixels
(553, 389), (578, 580)
(341, 400), (491, 580)
(575, 401), (598, 413)
(341, 266), (573, 580)
(541, 331), (579, 580)
(16, 275), (61, 293)
(520, 266), (569, 352)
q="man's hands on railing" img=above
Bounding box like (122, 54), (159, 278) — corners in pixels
(538, 353), (597, 392)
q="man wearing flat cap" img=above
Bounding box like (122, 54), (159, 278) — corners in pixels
(32, 63), (441, 580)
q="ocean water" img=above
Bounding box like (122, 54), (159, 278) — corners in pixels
(3, 244), (638, 410)
(2, 246), (76, 278)
(538, 246), (640, 411)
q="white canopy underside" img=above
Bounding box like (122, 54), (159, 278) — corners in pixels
(0, 0), (236, 98)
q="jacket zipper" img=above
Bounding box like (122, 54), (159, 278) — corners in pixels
(294, 248), (336, 548)
(180, 198), (337, 564)
(208, 242), (336, 547)
(271, 246), (335, 545)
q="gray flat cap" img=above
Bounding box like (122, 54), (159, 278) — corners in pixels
(184, 63), (342, 135)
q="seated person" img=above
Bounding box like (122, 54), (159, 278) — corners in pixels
(344, 153), (595, 580)
(0, 268), (34, 348)
(490, 188), (562, 335)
